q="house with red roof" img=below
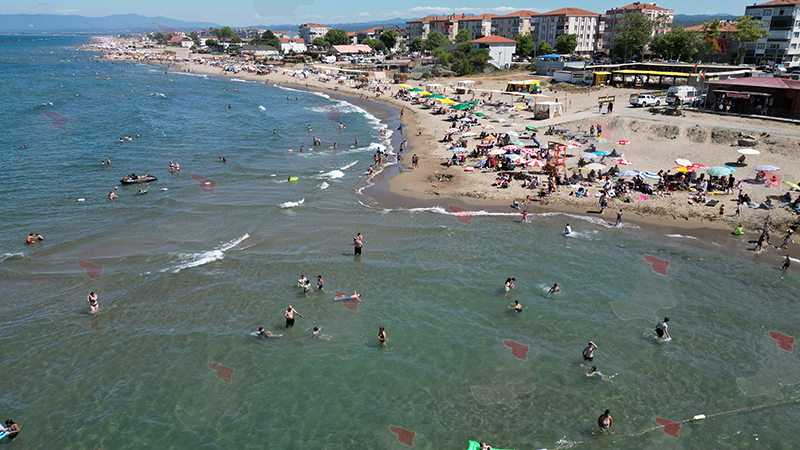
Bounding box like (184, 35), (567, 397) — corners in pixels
(299, 23), (330, 45)
(538, 7), (601, 56)
(472, 36), (517, 69)
(707, 76), (800, 117)
(279, 38), (306, 53)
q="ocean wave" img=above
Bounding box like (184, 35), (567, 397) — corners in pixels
(0, 252), (25, 263)
(161, 233), (249, 273)
(340, 161), (358, 170)
(319, 182), (329, 190)
(280, 198), (305, 208)
(148, 92), (167, 98)
(537, 212), (640, 229)
(259, 105), (266, 110)
(274, 84), (331, 99)
(666, 234), (698, 240)
(319, 170), (344, 179)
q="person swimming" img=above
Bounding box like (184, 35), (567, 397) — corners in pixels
(297, 275), (309, 287)
(509, 300), (522, 312)
(26, 233), (43, 244)
(4, 420), (19, 439)
(312, 326), (321, 337)
(504, 277), (515, 294)
(256, 327), (281, 339)
(587, 366), (602, 377)
(549, 283), (560, 294)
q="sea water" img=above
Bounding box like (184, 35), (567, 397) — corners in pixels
(1, 36), (800, 450)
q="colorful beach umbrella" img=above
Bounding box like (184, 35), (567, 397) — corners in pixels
(525, 126), (537, 131)
(617, 170), (641, 177)
(521, 148), (537, 156)
(617, 159), (632, 165)
(475, 112), (486, 117)
(397, 84), (412, 88)
(691, 163), (708, 169)
(673, 166), (695, 173)
(569, 140), (583, 147)
(617, 140), (630, 145)
(409, 88), (423, 92)
(526, 159), (546, 167)
(706, 166), (733, 177)
(642, 172), (661, 179)
(506, 131), (520, 137)
(784, 181), (800, 190)
(446, 128), (459, 134)
(482, 135), (496, 140)
(502, 145), (518, 151)
(482, 125), (494, 130)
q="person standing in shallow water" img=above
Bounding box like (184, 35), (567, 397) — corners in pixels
(285, 305), (302, 328)
(354, 232), (363, 256)
(598, 409), (612, 432)
(378, 326), (387, 344)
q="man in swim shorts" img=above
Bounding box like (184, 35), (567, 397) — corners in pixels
(509, 300), (522, 312)
(317, 275), (324, 291)
(549, 283), (560, 294)
(655, 317), (670, 339)
(26, 233), (44, 244)
(285, 305), (302, 327)
(354, 233), (363, 256)
(583, 341), (597, 362)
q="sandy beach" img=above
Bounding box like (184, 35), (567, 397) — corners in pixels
(95, 40), (800, 241)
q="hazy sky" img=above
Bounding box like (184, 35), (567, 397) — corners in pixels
(3, 0), (754, 26)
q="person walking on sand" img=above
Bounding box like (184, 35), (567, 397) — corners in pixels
(378, 326), (387, 344)
(583, 341), (597, 362)
(87, 291), (98, 314)
(354, 232), (363, 256)
(655, 317), (671, 339)
(782, 255), (791, 271)
(598, 410), (613, 432)
(285, 305), (302, 328)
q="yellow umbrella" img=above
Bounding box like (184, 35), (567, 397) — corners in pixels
(784, 180), (800, 191)
(437, 98), (457, 104)
(419, 91), (433, 96)
(397, 84), (412, 88)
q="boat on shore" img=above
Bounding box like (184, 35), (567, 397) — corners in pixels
(120, 174), (157, 184)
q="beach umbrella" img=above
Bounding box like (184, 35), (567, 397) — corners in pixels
(569, 140), (583, 147)
(502, 145), (518, 151)
(458, 117), (472, 122)
(438, 98), (457, 104)
(467, 101), (480, 105)
(482, 125), (494, 130)
(673, 166), (695, 173)
(474, 112), (486, 117)
(706, 166), (733, 177)
(525, 126), (537, 131)
(580, 152), (600, 159)
(419, 91), (433, 96)
(584, 163), (605, 170)
(675, 158), (692, 167)
(397, 84), (412, 88)
(784, 181), (800, 190)
(488, 149), (506, 156)
(593, 150), (610, 156)
(506, 131), (520, 137)
(642, 172), (661, 179)
(520, 148), (537, 156)
(691, 163), (708, 169)
(594, 137), (608, 143)
(617, 140), (630, 145)
(526, 159), (546, 167)
(617, 170), (641, 177)
(508, 155), (524, 163)
(482, 136), (496, 141)
(738, 148), (760, 155)
(617, 159), (632, 165)
(754, 165), (780, 172)
(462, 131), (477, 137)
(510, 140), (524, 146)
(446, 128), (459, 134)
(450, 147), (467, 153)
(409, 88), (423, 92)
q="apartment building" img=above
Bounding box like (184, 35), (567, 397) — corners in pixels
(602, 2), (674, 53)
(491, 10), (541, 40)
(298, 23), (330, 44)
(744, 0), (800, 67)
(459, 14), (497, 40)
(537, 7), (601, 56)
(405, 14), (467, 40)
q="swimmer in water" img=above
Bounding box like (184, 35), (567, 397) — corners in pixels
(782, 255), (791, 271)
(587, 366), (602, 377)
(655, 317), (671, 339)
(583, 341), (597, 362)
(4, 420), (19, 439)
(378, 326), (387, 344)
(297, 274), (309, 288)
(256, 327), (281, 339)
(285, 305), (302, 327)
(565, 223), (572, 235)
(87, 291), (98, 313)
(317, 275), (324, 291)
(504, 277), (516, 294)
(26, 233), (44, 244)
(549, 283), (560, 294)
(108, 191), (117, 199)
(312, 326), (321, 337)
(598, 409), (612, 432)
(303, 278), (312, 294)
(509, 300), (522, 312)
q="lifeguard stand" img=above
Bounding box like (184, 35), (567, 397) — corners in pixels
(544, 141), (566, 176)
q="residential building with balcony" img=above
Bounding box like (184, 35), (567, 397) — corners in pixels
(537, 7), (601, 56)
(744, 0), (800, 67)
(298, 23), (330, 45)
(492, 10), (541, 40)
(602, 2), (674, 53)
(459, 14), (497, 40)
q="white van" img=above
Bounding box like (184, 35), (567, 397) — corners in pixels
(322, 55), (337, 64)
(666, 85), (698, 106)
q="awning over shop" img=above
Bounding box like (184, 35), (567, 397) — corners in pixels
(713, 89), (772, 99)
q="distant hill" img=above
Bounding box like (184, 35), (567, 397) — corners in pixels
(672, 13), (739, 29)
(0, 14), (220, 34)
(0, 13), (412, 35)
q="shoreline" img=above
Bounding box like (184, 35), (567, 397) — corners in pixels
(91, 42), (798, 265)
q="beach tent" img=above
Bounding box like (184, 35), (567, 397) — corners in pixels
(456, 80), (475, 93)
(425, 83), (445, 94)
(533, 101), (564, 119)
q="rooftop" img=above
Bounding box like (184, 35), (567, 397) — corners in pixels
(541, 7), (600, 17)
(472, 35), (517, 44)
(754, 0), (800, 5)
(685, 22), (738, 33)
(496, 10), (541, 18)
(611, 2), (671, 11)
(709, 77), (800, 90)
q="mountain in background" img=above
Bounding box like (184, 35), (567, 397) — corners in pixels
(0, 14), (220, 34)
(672, 13), (740, 29)
(0, 13), (410, 34)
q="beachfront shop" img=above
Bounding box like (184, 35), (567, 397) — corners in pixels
(506, 80), (542, 94)
(611, 69), (693, 88)
(707, 77), (800, 119)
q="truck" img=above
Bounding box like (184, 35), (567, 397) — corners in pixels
(629, 94), (661, 107)
(665, 85), (698, 106)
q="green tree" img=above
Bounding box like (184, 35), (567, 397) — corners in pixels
(210, 26), (236, 40)
(554, 34), (578, 54)
(610, 11), (653, 60)
(312, 37), (330, 48)
(362, 38), (386, 51)
(538, 41), (553, 55)
(514, 34), (535, 57)
(454, 29), (472, 43)
(410, 37), (424, 52)
(204, 39), (216, 48)
(432, 48), (453, 65)
(450, 42), (490, 76)
(152, 32), (167, 45)
(325, 29), (350, 45)
(189, 31), (199, 45)
(731, 16), (769, 43)
(649, 27), (693, 60)
(424, 31), (450, 51)
(701, 18), (722, 38)
(379, 29), (398, 51)
(261, 30), (280, 49)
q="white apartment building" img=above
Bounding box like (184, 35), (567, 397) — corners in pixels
(298, 23), (330, 45)
(744, 0), (800, 67)
(537, 7), (601, 56)
(492, 10), (541, 40)
(459, 14), (497, 40)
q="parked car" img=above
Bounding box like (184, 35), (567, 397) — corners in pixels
(629, 94), (660, 107)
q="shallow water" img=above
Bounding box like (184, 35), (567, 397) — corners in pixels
(1, 36), (799, 450)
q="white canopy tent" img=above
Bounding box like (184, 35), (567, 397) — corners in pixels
(533, 101), (564, 119)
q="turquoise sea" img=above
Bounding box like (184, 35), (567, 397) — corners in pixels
(1, 35), (800, 449)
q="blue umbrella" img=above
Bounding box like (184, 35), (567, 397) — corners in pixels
(618, 170), (641, 177)
(593, 150), (610, 156)
(510, 140), (525, 146)
(450, 147), (467, 153)
(706, 166), (733, 177)
(642, 172), (661, 180)
(723, 166), (738, 173)
(505, 131), (520, 137)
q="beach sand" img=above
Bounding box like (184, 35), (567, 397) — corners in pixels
(96, 42), (800, 241)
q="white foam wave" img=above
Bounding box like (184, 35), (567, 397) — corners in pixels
(536, 212), (640, 229)
(340, 161), (358, 170)
(149, 92), (166, 98)
(790, 257), (800, 264)
(162, 234), (249, 273)
(274, 84), (330, 99)
(259, 105), (266, 110)
(319, 170), (344, 179)
(319, 182), (329, 190)
(280, 198), (305, 208)
(0, 252), (25, 263)
(666, 234), (698, 240)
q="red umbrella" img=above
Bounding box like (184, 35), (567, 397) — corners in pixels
(617, 159), (632, 165)
(617, 140), (630, 145)
(568, 140), (583, 147)
(526, 159), (545, 167)
(521, 148), (537, 156)
(691, 163), (708, 169)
